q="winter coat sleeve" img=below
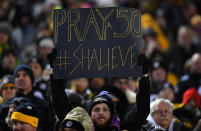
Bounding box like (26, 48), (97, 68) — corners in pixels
(50, 75), (73, 123)
(120, 76), (150, 131)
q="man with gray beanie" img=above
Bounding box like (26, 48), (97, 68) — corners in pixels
(0, 64), (56, 131)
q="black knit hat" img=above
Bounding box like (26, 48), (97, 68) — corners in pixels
(14, 65), (34, 84)
(151, 60), (167, 72)
(89, 91), (114, 116)
(11, 103), (39, 128)
(10, 97), (31, 106)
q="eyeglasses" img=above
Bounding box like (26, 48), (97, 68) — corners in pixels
(153, 109), (171, 115)
(92, 107), (110, 113)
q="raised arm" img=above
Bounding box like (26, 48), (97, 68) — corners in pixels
(50, 75), (73, 122)
(47, 48), (73, 123)
(121, 54), (151, 130)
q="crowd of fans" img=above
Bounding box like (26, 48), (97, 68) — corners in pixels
(0, 0), (201, 130)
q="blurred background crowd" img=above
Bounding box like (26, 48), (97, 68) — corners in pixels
(0, 0), (201, 130)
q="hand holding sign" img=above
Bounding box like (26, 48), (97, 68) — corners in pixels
(137, 54), (152, 76)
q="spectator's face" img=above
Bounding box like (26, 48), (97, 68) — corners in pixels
(91, 103), (111, 128)
(12, 119), (36, 131)
(114, 78), (128, 92)
(158, 88), (175, 102)
(2, 53), (16, 70)
(0, 32), (9, 43)
(128, 79), (138, 92)
(178, 28), (192, 47)
(155, 16), (167, 29)
(151, 68), (166, 83)
(90, 78), (105, 90)
(187, 99), (196, 107)
(190, 54), (201, 74)
(1, 86), (16, 100)
(38, 47), (52, 60)
(15, 71), (32, 94)
(73, 78), (88, 94)
(29, 62), (42, 79)
(152, 102), (172, 130)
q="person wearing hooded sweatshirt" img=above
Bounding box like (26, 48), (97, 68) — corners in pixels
(61, 106), (94, 131)
(47, 49), (151, 131)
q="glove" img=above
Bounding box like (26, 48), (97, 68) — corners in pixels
(47, 48), (57, 68)
(137, 54), (152, 75)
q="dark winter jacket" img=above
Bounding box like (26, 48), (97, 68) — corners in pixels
(0, 91), (56, 131)
(174, 104), (201, 129)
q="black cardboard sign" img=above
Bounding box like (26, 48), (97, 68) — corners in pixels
(53, 7), (142, 79)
